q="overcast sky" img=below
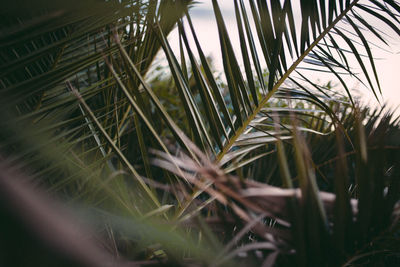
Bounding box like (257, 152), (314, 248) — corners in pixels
(167, 1), (400, 112)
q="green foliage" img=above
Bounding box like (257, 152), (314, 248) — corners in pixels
(1, 0), (400, 266)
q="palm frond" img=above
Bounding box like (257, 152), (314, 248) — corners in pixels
(1, 0), (400, 265)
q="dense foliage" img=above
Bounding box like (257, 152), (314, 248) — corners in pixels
(1, 0), (400, 266)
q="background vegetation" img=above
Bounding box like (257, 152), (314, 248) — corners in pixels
(1, 0), (400, 266)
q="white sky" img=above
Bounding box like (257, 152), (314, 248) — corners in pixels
(167, 1), (400, 113)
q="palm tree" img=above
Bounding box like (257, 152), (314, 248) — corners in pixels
(1, 0), (400, 266)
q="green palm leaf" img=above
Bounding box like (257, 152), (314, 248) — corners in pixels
(1, 0), (400, 265)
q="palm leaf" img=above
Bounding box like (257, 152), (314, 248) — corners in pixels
(1, 1), (400, 264)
